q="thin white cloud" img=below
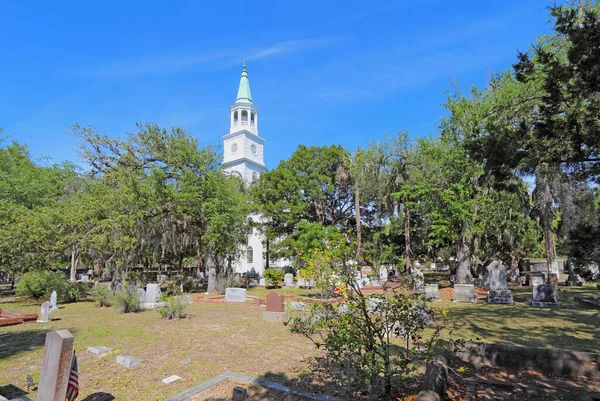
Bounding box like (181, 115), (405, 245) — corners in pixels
(75, 38), (338, 78)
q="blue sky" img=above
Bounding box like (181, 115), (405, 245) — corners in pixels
(1, 1), (552, 169)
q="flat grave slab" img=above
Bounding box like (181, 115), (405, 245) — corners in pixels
(88, 346), (111, 356)
(116, 355), (142, 368)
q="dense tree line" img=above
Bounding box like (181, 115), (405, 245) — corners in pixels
(1, 1), (599, 285)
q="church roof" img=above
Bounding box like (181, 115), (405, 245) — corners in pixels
(235, 62), (253, 104)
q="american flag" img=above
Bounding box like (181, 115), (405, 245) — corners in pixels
(65, 351), (79, 401)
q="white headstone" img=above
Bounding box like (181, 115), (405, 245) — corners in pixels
(259, 278), (266, 286)
(38, 301), (52, 322)
(379, 266), (388, 282)
(146, 284), (161, 303)
(224, 288), (247, 302)
(50, 291), (58, 311)
(284, 273), (294, 287)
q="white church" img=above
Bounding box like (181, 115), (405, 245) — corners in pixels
(222, 63), (286, 276)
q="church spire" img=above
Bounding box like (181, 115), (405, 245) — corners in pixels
(235, 60), (253, 104)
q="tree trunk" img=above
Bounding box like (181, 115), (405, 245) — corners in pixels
(456, 224), (473, 284)
(536, 170), (557, 283)
(404, 204), (412, 275)
(196, 237), (204, 278)
(70, 247), (79, 282)
(206, 245), (218, 293)
(354, 182), (362, 261)
(265, 236), (270, 270)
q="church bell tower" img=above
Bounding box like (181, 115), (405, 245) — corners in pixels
(222, 62), (266, 185)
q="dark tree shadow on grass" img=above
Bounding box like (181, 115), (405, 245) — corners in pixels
(80, 392), (115, 401)
(0, 327), (79, 360)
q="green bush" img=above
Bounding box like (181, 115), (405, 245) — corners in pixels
(113, 287), (141, 314)
(15, 271), (82, 302)
(158, 296), (187, 319)
(263, 269), (284, 288)
(92, 284), (112, 307)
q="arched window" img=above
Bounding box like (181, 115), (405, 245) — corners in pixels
(241, 110), (248, 122)
(246, 246), (254, 264)
(250, 112), (255, 125)
(233, 110), (238, 123)
(252, 171), (258, 182)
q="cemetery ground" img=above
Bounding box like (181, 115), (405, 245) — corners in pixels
(0, 284), (599, 400)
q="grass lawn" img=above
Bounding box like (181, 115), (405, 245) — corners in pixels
(0, 284), (598, 400)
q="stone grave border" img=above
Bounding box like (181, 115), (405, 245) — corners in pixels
(455, 342), (600, 379)
(164, 371), (347, 401)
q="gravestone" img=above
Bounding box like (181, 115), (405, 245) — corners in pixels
(162, 375), (181, 384)
(379, 266), (389, 282)
(233, 387), (248, 401)
(453, 284), (477, 303)
(263, 292), (288, 321)
(284, 273), (294, 288)
(145, 284), (161, 303)
(50, 291), (58, 311)
(413, 269), (425, 294)
(81, 274), (90, 282)
(116, 355), (142, 368)
(88, 346), (111, 356)
(529, 273), (545, 287)
(296, 278), (307, 288)
(531, 284), (559, 308)
(224, 288), (247, 303)
(508, 267), (520, 284)
(37, 301), (52, 322)
(486, 261), (514, 304)
(258, 278), (266, 287)
(566, 261), (582, 286)
(424, 284), (441, 301)
(36, 330), (74, 401)
(137, 288), (146, 304)
(157, 274), (167, 284)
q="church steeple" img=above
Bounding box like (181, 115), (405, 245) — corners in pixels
(235, 60), (253, 104)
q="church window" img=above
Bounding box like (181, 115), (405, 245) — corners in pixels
(251, 144), (257, 155)
(241, 110), (248, 122)
(233, 110), (238, 123)
(251, 112), (255, 125)
(246, 246), (253, 264)
(252, 171), (258, 182)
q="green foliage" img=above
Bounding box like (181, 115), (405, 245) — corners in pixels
(91, 284), (112, 307)
(15, 271), (81, 302)
(158, 296), (187, 319)
(287, 293), (447, 397)
(113, 287), (141, 314)
(263, 269), (284, 287)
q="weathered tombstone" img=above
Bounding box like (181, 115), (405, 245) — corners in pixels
(283, 273), (294, 288)
(424, 284), (441, 301)
(116, 355), (142, 368)
(232, 387), (248, 401)
(529, 273), (545, 287)
(36, 330), (74, 401)
(413, 269), (425, 294)
(37, 301), (52, 322)
(486, 261), (514, 304)
(566, 261), (582, 286)
(81, 274), (90, 282)
(430, 263), (436, 271)
(379, 265), (389, 282)
(258, 277), (266, 287)
(453, 284), (477, 303)
(88, 346), (111, 356)
(263, 292), (288, 321)
(162, 375), (181, 384)
(224, 288), (247, 303)
(157, 274), (167, 284)
(296, 278), (307, 288)
(137, 288), (146, 304)
(145, 284), (161, 303)
(531, 284), (559, 308)
(50, 291), (59, 311)
(508, 267), (521, 284)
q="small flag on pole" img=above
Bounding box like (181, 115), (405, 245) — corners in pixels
(65, 351), (79, 401)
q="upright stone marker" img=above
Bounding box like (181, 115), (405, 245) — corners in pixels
(453, 284), (477, 303)
(486, 261), (514, 304)
(145, 284), (161, 303)
(284, 273), (294, 288)
(50, 291), (59, 311)
(424, 284), (441, 301)
(37, 301), (52, 323)
(224, 288), (247, 302)
(36, 330), (74, 401)
(264, 292), (288, 321)
(413, 269), (425, 294)
(531, 284), (559, 308)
